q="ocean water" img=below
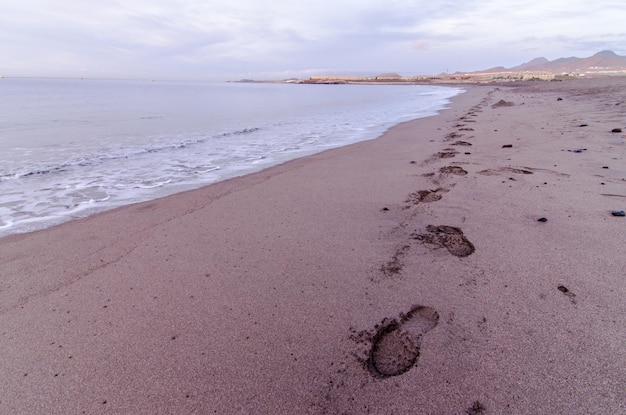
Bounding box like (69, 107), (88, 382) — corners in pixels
(0, 78), (462, 237)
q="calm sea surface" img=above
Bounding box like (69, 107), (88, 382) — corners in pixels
(0, 78), (462, 236)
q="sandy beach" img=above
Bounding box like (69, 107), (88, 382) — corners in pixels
(1, 78), (624, 414)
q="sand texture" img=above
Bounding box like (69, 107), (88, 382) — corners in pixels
(1, 78), (625, 414)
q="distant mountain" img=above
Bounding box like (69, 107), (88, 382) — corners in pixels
(512, 57), (550, 71)
(478, 51), (626, 74)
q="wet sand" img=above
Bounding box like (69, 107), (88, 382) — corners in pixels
(0, 78), (625, 414)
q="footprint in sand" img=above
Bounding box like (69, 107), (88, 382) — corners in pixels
(405, 188), (449, 205)
(445, 132), (464, 140)
(437, 150), (458, 159)
(558, 285), (577, 304)
(412, 225), (476, 257)
(492, 99), (515, 108)
(478, 167), (533, 176)
(368, 305), (439, 378)
(439, 166), (468, 176)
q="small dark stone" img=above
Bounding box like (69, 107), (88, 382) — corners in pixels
(611, 210), (625, 217)
(579, 123), (588, 127)
(466, 400), (486, 415)
(602, 166), (609, 169)
(537, 217), (548, 222)
(502, 144), (513, 148)
(611, 128), (622, 133)
(382, 207), (389, 211)
(557, 285), (569, 293)
(464, 152), (471, 155)
(557, 97), (563, 101)
(410, 160), (417, 164)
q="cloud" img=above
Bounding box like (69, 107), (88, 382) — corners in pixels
(1, 0), (625, 79)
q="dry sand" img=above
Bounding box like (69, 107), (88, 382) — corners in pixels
(0, 78), (625, 414)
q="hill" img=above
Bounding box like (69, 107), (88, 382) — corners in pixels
(480, 50), (626, 75)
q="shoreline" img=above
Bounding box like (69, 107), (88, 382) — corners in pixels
(0, 79), (624, 414)
(0, 82), (462, 239)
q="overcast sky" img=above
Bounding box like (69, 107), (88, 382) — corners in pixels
(1, 0), (624, 80)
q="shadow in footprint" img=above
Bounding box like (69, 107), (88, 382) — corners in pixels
(412, 225), (475, 257)
(368, 305), (439, 378)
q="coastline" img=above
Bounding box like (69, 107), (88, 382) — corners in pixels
(0, 79), (624, 414)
